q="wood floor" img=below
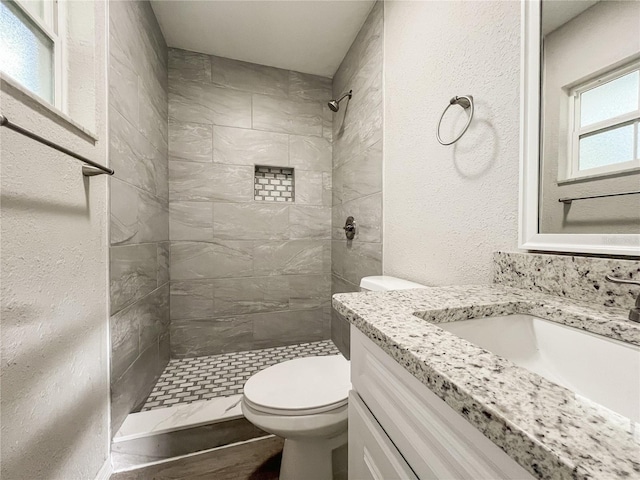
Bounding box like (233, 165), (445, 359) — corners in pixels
(111, 436), (284, 480)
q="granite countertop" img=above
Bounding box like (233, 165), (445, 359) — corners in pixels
(333, 284), (640, 480)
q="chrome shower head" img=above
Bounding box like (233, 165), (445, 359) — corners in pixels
(327, 90), (352, 113)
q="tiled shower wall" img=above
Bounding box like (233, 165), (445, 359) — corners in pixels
(168, 49), (333, 358)
(331, 2), (384, 356)
(108, 1), (170, 433)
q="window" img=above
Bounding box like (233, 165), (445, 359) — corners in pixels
(0, 0), (63, 107)
(567, 61), (640, 179)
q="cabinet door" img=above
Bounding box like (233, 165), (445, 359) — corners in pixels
(351, 327), (535, 480)
(349, 391), (418, 480)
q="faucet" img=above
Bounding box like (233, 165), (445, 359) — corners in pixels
(605, 275), (640, 323)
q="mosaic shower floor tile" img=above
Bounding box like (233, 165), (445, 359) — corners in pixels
(141, 340), (340, 411)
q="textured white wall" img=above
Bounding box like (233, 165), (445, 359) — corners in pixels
(0, 1), (110, 478)
(383, 0), (521, 285)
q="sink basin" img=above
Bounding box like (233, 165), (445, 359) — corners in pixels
(437, 314), (640, 422)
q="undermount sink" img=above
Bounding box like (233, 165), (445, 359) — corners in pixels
(436, 314), (640, 422)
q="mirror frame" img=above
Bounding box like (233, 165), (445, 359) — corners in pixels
(519, 0), (640, 257)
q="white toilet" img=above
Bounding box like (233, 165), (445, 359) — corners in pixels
(241, 275), (425, 480)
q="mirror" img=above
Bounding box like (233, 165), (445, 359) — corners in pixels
(520, 0), (640, 256)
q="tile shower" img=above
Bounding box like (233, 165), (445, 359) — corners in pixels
(108, 0), (384, 447)
(167, 46), (333, 361)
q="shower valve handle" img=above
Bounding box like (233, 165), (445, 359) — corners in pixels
(343, 216), (356, 240)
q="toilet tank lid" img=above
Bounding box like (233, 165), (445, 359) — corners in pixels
(360, 275), (426, 291)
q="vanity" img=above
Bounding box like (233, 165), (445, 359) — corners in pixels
(335, 275), (640, 479)
(333, 0), (640, 477)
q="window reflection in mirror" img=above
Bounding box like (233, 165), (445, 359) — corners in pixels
(539, 0), (640, 234)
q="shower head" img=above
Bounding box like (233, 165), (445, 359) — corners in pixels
(327, 90), (353, 112)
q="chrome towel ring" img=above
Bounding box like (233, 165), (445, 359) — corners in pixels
(436, 95), (474, 146)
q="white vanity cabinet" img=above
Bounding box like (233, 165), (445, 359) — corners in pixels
(348, 327), (535, 480)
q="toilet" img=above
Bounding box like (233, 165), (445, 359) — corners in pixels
(241, 276), (426, 480)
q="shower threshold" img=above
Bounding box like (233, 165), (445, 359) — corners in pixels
(112, 340), (339, 471)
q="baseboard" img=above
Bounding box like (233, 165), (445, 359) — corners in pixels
(95, 457), (113, 480)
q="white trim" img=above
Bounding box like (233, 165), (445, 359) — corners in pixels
(94, 458), (112, 480)
(558, 165), (640, 185)
(5, 0), (64, 109)
(518, 0), (640, 257)
(53, 0), (66, 110)
(566, 61), (640, 180)
(0, 73), (98, 139)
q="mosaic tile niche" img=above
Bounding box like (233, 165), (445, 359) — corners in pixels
(254, 166), (294, 202)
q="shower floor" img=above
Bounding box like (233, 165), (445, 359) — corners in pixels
(141, 340), (340, 411)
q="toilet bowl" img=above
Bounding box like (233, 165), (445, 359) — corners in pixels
(242, 355), (350, 480)
(241, 276), (426, 480)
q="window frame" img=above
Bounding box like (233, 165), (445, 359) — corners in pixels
(566, 60), (640, 180)
(2, 0), (65, 109)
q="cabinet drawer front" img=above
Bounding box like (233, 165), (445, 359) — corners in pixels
(351, 327), (534, 480)
(349, 391), (418, 480)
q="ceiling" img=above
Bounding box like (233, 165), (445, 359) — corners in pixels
(150, 0), (376, 78)
(541, 0), (599, 35)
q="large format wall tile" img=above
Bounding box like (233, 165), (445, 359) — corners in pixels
(169, 48), (211, 84)
(171, 318), (254, 357)
(212, 276), (290, 316)
(342, 242), (382, 286)
(110, 301), (141, 383)
(213, 126), (288, 166)
(109, 0), (169, 437)
(290, 205), (331, 239)
(111, 341), (164, 433)
(213, 203), (289, 240)
(169, 201), (214, 241)
(169, 80), (252, 128)
(170, 280), (216, 320)
(139, 80), (169, 152)
(341, 193), (382, 243)
(138, 284), (170, 353)
(254, 240), (329, 276)
(289, 274), (332, 310)
(212, 56), (289, 96)
(289, 71), (332, 102)
(252, 94), (323, 136)
(157, 242), (170, 286)
(331, 2), (383, 319)
(252, 308), (329, 349)
(109, 53), (138, 127)
(289, 135), (332, 172)
(110, 243), (159, 314)
(171, 309), (329, 357)
(111, 178), (169, 246)
(168, 50), (334, 357)
(295, 170), (330, 206)
(169, 162), (253, 202)
(110, 107), (166, 199)
(342, 140), (382, 203)
(171, 241), (254, 280)
(169, 119), (213, 163)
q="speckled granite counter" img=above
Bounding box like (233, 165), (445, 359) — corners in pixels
(333, 284), (640, 480)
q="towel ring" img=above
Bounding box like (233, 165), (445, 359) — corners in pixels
(436, 95), (474, 146)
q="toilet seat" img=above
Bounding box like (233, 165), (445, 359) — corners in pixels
(243, 355), (350, 417)
(243, 395), (347, 416)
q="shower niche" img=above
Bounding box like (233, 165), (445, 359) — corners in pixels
(254, 165), (295, 202)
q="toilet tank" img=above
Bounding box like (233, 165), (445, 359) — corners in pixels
(359, 276), (425, 292)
